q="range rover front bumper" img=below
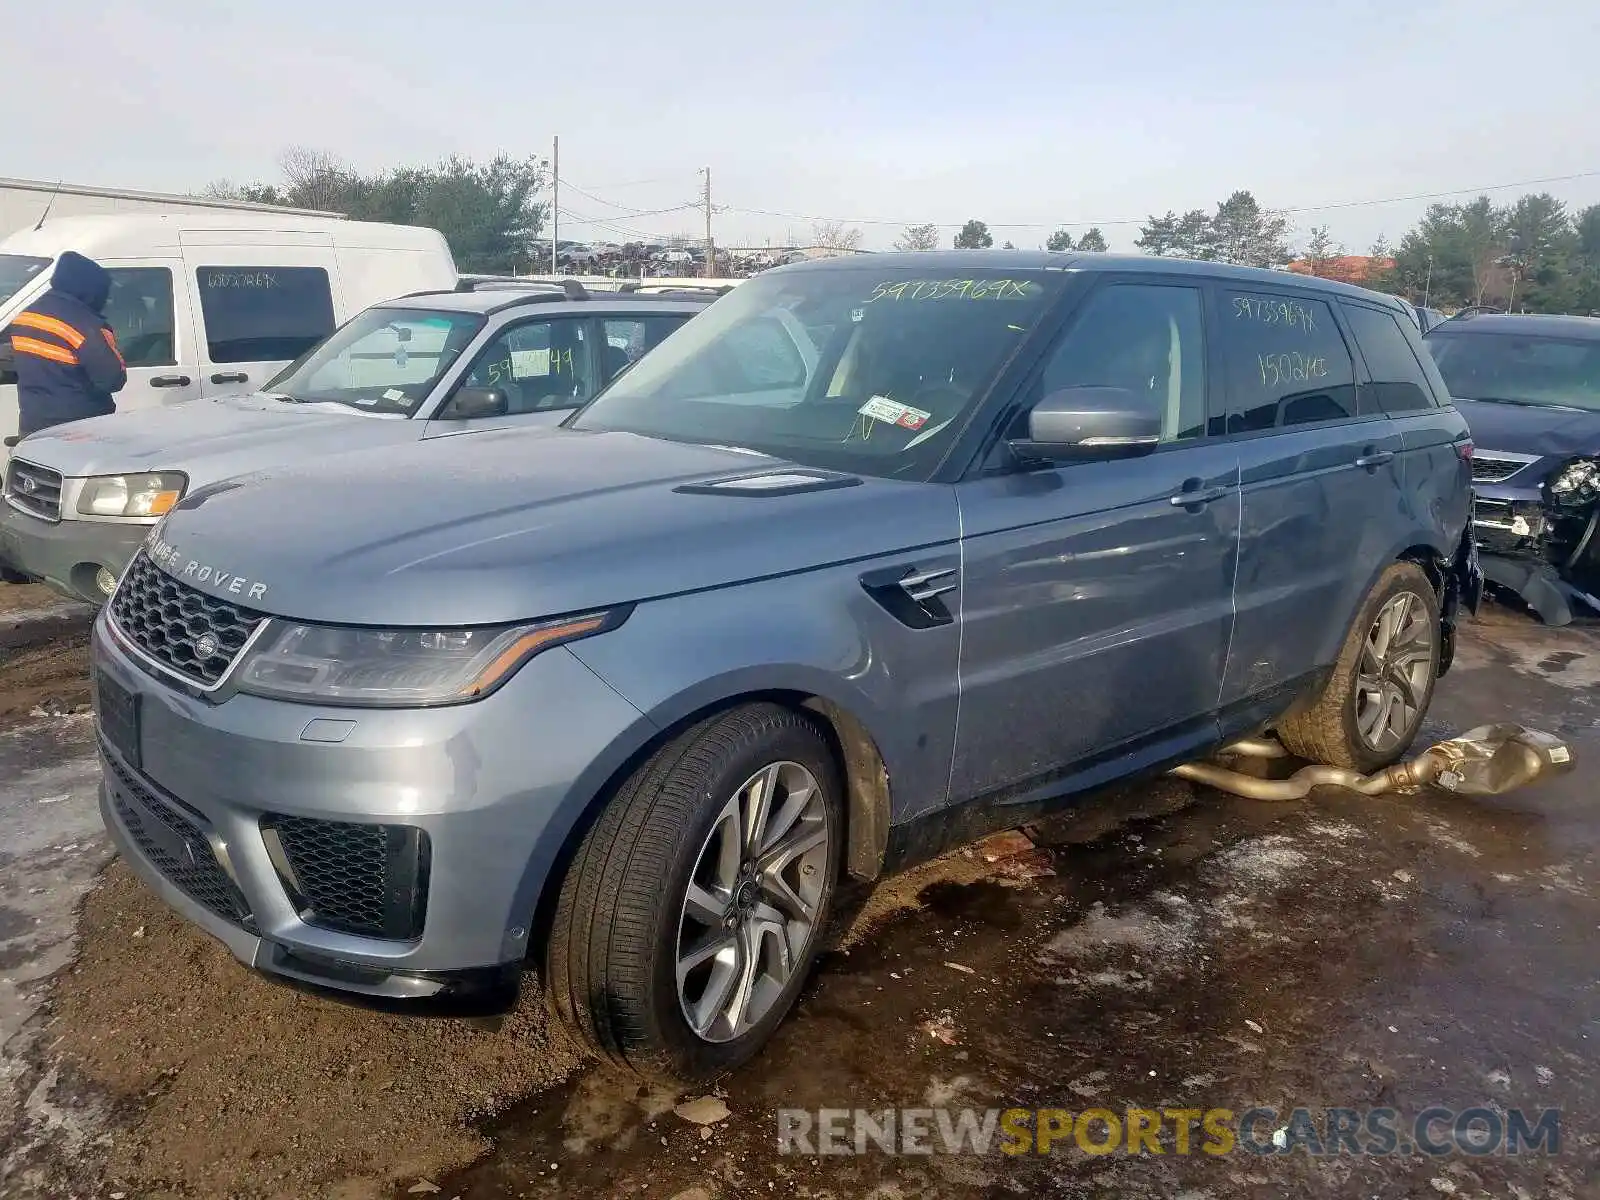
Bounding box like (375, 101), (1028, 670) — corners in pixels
(90, 606), (649, 1006)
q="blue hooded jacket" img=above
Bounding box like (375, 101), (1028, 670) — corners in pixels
(7, 251), (127, 438)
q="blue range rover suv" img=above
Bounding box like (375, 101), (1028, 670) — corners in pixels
(90, 252), (1480, 1083)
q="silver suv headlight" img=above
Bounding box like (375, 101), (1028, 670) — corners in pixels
(232, 609), (628, 706)
(77, 472), (187, 518)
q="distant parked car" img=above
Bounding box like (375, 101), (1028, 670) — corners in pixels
(0, 281), (711, 603)
(90, 250), (1478, 1085)
(1423, 311), (1600, 624)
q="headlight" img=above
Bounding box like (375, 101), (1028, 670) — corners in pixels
(77, 472), (187, 518)
(1547, 456), (1600, 507)
(232, 609), (627, 706)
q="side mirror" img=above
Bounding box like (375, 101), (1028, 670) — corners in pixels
(1009, 386), (1161, 463)
(448, 386), (509, 419)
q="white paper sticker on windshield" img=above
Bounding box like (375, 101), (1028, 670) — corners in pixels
(511, 348), (551, 378)
(382, 388), (406, 402)
(353, 396), (379, 405)
(859, 396), (931, 431)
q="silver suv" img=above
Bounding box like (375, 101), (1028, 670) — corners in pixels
(91, 252), (1478, 1084)
(1, 281), (711, 603)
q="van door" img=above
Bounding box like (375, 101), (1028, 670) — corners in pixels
(100, 260), (202, 412)
(179, 231), (340, 397)
(1216, 286), (1406, 707)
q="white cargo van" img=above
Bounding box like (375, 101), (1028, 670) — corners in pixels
(0, 213), (456, 458)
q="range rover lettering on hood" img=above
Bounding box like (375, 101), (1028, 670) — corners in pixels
(146, 535), (268, 601)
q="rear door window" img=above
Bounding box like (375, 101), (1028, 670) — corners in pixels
(1218, 291), (1358, 432)
(601, 315), (691, 385)
(195, 266), (335, 363)
(1342, 303), (1439, 413)
(104, 267), (177, 367)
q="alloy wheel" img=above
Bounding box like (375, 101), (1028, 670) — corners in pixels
(676, 760), (830, 1044)
(1354, 590), (1435, 753)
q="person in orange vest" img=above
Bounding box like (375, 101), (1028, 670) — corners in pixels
(6, 251), (126, 440)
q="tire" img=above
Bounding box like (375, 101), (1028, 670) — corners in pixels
(1275, 562), (1442, 773)
(546, 702), (843, 1084)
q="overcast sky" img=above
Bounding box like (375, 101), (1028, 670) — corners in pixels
(4, 0), (1598, 252)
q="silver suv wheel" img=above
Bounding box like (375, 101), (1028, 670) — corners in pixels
(677, 760), (830, 1043)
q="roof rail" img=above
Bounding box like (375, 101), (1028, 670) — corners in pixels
(617, 281), (735, 297)
(1451, 305), (1504, 319)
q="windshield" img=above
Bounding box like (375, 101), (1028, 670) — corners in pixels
(0, 253), (50, 309)
(568, 267), (1061, 479)
(263, 306), (484, 415)
(1424, 330), (1600, 412)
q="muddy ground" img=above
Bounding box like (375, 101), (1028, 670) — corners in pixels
(0, 594), (1596, 1199)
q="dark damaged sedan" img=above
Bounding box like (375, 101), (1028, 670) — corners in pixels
(1424, 313), (1600, 625)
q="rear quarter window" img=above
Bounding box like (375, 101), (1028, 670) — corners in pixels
(196, 266), (336, 364)
(1217, 291), (1358, 432)
(1341, 303), (1440, 413)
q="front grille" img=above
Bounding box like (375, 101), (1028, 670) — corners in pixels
(3, 458), (63, 521)
(109, 551), (264, 686)
(1471, 453), (1536, 484)
(103, 747), (255, 930)
(262, 815), (431, 941)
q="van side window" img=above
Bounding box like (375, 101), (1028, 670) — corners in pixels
(196, 266), (335, 363)
(104, 268), (176, 367)
(1028, 283), (1207, 443)
(1342, 303), (1438, 413)
(1219, 292), (1357, 432)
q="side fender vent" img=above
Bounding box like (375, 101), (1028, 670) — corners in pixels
(860, 563), (958, 629)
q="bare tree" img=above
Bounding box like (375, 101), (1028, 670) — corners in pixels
(277, 146), (354, 212)
(811, 221), (864, 252)
(894, 223), (940, 251)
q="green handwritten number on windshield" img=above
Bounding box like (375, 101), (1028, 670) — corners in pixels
(866, 278), (1036, 303)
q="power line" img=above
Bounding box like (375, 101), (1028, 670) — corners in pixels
(555, 205), (695, 242)
(716, 168), (1600, 231)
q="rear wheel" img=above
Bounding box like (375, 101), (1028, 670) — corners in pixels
(1276, 562), (1441, 772)
(546, 703), (842, 1084)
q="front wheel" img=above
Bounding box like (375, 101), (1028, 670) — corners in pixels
(1276, 562), (1442, 772)
(546, 703), (842, 1084)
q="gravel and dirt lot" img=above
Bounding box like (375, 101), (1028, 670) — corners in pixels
(1, 591), (1596, 1199)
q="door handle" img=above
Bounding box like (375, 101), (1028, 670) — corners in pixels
(210, 371), (248, 385)
(1355, 449), (1395, 470)
(150, 375), (192, 388)
(1169, 484), (1229, 509)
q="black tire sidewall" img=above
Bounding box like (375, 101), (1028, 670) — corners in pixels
(640, 713), (843, 1081)
(1337, 565), (1442, 772)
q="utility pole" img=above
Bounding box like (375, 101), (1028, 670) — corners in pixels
(550, 136), (560, 276)
(701, 166), (714, 278)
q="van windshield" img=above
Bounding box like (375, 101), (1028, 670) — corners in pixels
(263, 306), (484, 416)
(568, 266), (1062, 480)
(0, 254), (51, 308)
